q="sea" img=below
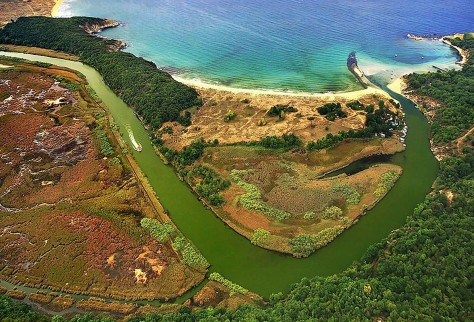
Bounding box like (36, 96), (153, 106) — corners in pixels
(57, 0), (474, 93)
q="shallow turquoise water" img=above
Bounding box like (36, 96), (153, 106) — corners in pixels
(58, 0), (473, 92)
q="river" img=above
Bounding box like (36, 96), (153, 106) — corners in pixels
(0, 51), (438, 298)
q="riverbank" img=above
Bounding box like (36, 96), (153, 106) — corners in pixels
(0, 44), (80, 60)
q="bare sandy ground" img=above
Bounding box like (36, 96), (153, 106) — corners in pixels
(387, 78), (405, 95)
(0, 0), (57, 27)
(173, 76), (391, 100)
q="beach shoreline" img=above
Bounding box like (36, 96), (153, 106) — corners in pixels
(405, 33), (469, 66)
(51, 0), (64, 17)
(442, 36), (469, 65)
(387, 77), (406, 95)
(172, 75), (390, 100)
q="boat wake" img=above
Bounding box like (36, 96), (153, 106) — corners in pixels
(126, 126), (142, 152)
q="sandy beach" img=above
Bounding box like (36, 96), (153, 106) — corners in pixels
(51, 0), (64, 17)
(442, 37), (469, 65)
(387, 77), (406, 95)
(172, 76), (390, 100)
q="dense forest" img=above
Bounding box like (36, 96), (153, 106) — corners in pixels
(0, 17), (201, 129)
(0, 22), (473, 321)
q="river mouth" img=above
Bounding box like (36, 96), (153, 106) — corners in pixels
(0, 51), (438, 299)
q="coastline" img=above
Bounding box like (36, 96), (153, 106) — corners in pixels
(442, 37), (469, 65)
(387, 77), (405, 95)
(405, 33), (469, 66)
(172, 75), (390, 100)
(388, 33), (471, 97)
(51, 0), (64, 17)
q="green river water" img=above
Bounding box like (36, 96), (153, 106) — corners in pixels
(0, 52), (438, 298)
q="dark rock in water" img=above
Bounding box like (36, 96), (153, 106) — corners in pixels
(347, 51), (368, 89)
(347, 51), (357, 68)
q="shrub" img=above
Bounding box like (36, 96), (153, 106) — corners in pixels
(33, 61), (52, 68)
(172, 236), (209, 269)
(339, 217), (353, 226)
(231, 170), (291, 221)
(257, 133), (302, 150)
(140, 218), (174, 242)
(224, 110), (236, 122)
(332, 184), (361, 205)
(314, 226), (344, 248)
(321, 206), (343, 219)
(267, 105), (297, 118)
(209, 272), (248, 295)
(251, 228), (271, 245)
(289, 234), (317, 257)
(317, 103), (347, 120)
(347, 100), (365, 110)
(94, 127), (114, 157)
(86, 84), (102, 103)
(303, 211), (316, 220)
(172, 138), (214, 166)
(374, 170), (400, 198)
(290, 226), (345, 256)
(190, 166), (230, 207)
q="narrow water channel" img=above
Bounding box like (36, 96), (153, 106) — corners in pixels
(0, 52), (439, 298)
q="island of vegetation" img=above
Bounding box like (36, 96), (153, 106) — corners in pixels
(0, 12), (472, 322)
(156, 91), (405, 256)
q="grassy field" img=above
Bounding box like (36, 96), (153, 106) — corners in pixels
(160, 88), (401, 150)
(0, 62), (205, 305)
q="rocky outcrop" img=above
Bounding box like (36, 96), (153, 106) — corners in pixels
(347, 51), (370, 89)
(81, 19), (127, 51)
(81, 19), (120, 34)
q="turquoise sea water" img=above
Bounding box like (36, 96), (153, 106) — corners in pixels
(58, 0), (473, 92)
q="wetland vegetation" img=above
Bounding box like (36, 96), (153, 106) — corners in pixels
(0, 61), (205, 312)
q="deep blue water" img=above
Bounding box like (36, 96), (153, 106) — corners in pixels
(58, 0), (474, 92)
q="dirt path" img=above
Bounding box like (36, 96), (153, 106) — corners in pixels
(457, 125), (474, 154)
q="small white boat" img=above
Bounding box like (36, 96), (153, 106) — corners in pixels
(127, 126), (142, 152)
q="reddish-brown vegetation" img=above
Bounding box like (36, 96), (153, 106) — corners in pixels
(0, 66), (204, 304)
